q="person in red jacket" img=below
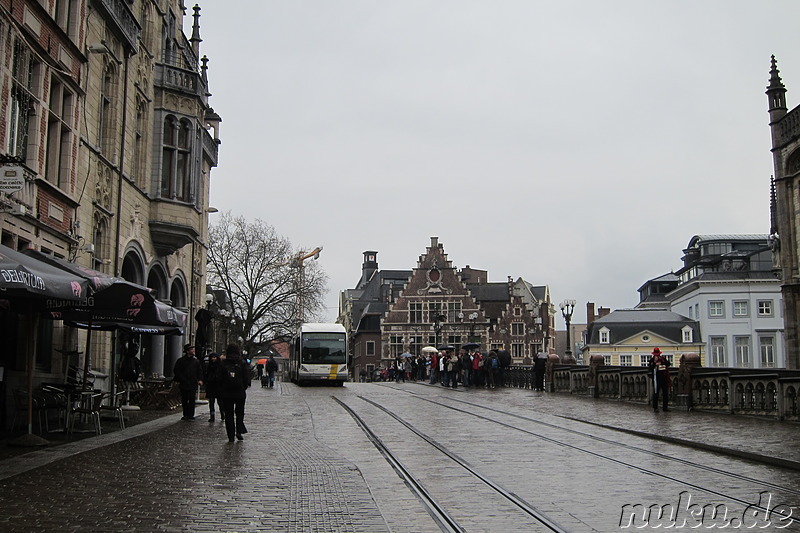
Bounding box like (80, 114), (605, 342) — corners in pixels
(649, 347), (671, 412)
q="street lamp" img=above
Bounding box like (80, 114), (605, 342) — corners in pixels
(468, 312), (478, 343)
(560, 299), (576, 364)
(433, 313), (447, 347)
(293, 246), (323, 327)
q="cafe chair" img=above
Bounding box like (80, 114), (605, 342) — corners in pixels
(11, 389), (45, 433)
(67, 392), (104, 436)
(99, 391), (126, 430)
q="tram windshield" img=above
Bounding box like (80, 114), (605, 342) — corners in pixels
(301, 333), (347, 364)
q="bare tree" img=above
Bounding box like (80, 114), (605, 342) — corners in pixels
(207, 212), (327, 355)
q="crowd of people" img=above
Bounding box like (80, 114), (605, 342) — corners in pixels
(373, 347), (517, 389)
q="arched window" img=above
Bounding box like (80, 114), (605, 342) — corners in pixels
(133, 97), (148, 190)
(99, 62), (117, 158)
(92, 214), (109, 272)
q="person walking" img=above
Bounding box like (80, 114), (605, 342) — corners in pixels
(204, 352), (225, 422)
(534, 351), (548, 391)
(649, 347), (671, 412)
(471, 350), (483, 388)
(485, 350), (498, 389)
(266, 354), (279, 388)
(428, 352), (439, 384)
(220, 344), (251, 442)
(496, 346), (511, 387)
(173, 344), (203, 420)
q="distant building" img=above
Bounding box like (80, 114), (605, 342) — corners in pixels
(669, 235), (783, 368)
(636, 235), (783, 368)
(583, 309), (704, 367)
(340, 238), (555, 378)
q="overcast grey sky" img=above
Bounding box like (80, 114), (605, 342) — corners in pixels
(195, 1), (800, 326)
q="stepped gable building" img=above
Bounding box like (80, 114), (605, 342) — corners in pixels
(341, 237), (555, 378)
(0, 1), (220, 395)
(767, 56), (800, 368)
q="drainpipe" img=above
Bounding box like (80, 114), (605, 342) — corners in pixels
(113, 53), (130, 277)
(110, 52), (131, 395)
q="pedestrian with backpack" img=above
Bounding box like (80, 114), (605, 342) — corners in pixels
(220, 344), (251, 442)
(266, 355), (279, 388)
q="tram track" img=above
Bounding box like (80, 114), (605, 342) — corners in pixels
(374, 385), (798, 520)
(332, 396), (572, 533)
(416, 392), (800, 497)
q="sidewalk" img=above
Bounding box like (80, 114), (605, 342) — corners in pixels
(511, 391), (800, 471)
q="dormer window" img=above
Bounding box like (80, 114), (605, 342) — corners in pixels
(682, 326), (693, 343)
(599, 327), (610, 344)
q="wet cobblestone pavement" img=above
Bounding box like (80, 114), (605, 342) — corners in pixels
(0, 381), (798, 532)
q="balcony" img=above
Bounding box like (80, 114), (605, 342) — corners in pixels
(148, 201), (200, 256)
(155, 63), (204, 99)
(96, 0), (140, 53)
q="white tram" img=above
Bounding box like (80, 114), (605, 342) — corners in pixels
(289, 323), (349, 385)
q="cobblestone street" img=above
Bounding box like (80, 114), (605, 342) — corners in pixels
(1, 381), (798, 532)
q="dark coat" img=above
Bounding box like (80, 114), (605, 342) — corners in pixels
(497, 349), (512, 368)
(204, 359), (225, 397)
(220, 357), (251, 400)
(173, 355), (203, 391)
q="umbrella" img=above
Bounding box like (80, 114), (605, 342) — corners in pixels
(23, 249), (187, 389)
(256, 358), (267, 366)
(462, 342), (480, 350)
(421, 346), (438, 353)
(0, 244), (90, 305)
(437, 344), (455, 351)
(400, 352), (413, 358)
(0, 244), (91, 445)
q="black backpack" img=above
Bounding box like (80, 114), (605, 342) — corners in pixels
(223, 360), (247, 393)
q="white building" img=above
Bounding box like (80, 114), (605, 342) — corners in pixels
(639, 235), (785, 368)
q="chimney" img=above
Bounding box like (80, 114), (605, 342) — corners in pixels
(587, 302), (596, 324)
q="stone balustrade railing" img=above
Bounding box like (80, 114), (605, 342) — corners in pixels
(505, 359), (800, 421)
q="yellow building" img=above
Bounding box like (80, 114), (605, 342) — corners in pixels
(582, 309), (705, 367)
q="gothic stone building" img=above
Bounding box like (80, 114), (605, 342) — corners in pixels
(767, 56), (800, 369)
(0, 0), (220, 396)
(341, 237), (555, 378)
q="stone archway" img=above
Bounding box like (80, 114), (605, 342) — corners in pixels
(164, 276), (188, 374)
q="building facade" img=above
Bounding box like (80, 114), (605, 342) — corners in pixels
(669, 235), (784, 368)
(636, 235), (784, 368)
(340, 237), (556, 378)
(767, 56), (800, 369)
(582, 309), (705, 367)
(0, 0), (220, 395)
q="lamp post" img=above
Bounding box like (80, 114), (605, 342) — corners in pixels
(559, 299), (576, 364)
(293, 246), (323, 327)
(433, 313), (447, 348)
(468, 312), (478, 343)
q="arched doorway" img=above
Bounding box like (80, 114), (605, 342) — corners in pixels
(164, 276), (188, 374)
(144, 265), (169, 376)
